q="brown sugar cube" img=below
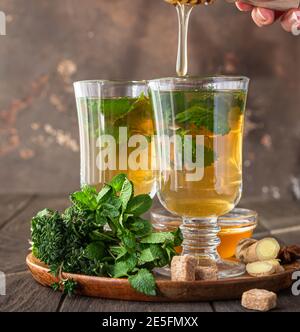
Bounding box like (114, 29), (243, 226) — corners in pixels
(195, 266), (218, 280)
(197, 258), (217, 268)
(171, 255), (197, 281)
(241, 289), (277, 312)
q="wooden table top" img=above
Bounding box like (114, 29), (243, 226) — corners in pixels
(0, 194), (300, 312)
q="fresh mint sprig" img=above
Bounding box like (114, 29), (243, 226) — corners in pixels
(31, 174), (182, 296)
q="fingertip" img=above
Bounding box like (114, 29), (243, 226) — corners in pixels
(281, 9), (300, 32)
(251, 7), (275, 27)
(236, 1), (253, 12)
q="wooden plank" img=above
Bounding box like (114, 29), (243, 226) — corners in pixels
(0, 194), (34, 229)
(212, 288), (300, 312)
(273, 289), (300, 312)
(60, 296), (213, 312)
(212, 299), (243, 312)
(0, 271), (62, 312)
(0, 195), (69, 273)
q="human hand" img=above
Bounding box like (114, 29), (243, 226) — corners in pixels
(236, 1), (300, 33)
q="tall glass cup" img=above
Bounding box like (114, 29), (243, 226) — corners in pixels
(149, 76), (249, 278)
(74, 80), (156, 197)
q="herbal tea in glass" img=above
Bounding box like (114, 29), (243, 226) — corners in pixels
(74, 81), (156, 197)
(149, 76), (249, 278)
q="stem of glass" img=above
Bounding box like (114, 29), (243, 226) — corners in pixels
(180, 217), (221, 261)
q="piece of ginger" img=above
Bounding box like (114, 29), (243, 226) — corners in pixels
(264, 259), (285, 273)
(236, 237), (280, 264)
(246, 261), (276, 277)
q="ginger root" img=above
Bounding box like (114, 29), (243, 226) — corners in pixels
(235, 238), (257, 262)
(264, 259), (285, 273)
(246, 261), (276, 277)
(236, 238), (280, 264)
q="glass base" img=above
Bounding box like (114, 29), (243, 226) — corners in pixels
(154, 259), (245, 279)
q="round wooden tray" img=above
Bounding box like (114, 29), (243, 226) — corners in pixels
(26, 253), (300, 302)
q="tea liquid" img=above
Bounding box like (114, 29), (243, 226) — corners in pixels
(154, 89), (247, 217)
(76, 95), (156, 196)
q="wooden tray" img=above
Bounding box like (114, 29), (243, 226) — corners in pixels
(26, 253), (300, 302)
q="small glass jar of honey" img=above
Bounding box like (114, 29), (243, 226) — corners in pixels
(151, 207), (257, 259)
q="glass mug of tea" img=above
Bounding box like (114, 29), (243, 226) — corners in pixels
(74, 80), (156, 197)
(149, 76), (250, 278)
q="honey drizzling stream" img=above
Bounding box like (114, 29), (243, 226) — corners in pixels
(173, 1), (214, 77)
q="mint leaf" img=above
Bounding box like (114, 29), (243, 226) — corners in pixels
(109, 246), (128, 261)
(101, 98), (136, 123)
(95, 211), (107, 226)
(97, 185), (111, 203)
(90, 230), (116, 243)
(176, 105), (230, 136)
(139, 245), (164, 264)
(172, 228), (183, 247)
(109, 174), (127, 192)
(141, 232), (174, 244)
(71, 186), (98, 210)
(128, 269), (156, 296)
(139, 248), (156, 264)
(119, 179), (133, 210)
(119, 229), (136, 250)
(106, 196), (122, 210)
(84, 242), (106, 261)
(113, 254), (137, 278)
(126, 195), (152, 216)
(101, 203), (120, 219)
(128, 217), (152, 237)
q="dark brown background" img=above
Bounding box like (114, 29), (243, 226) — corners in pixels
(0, 0), (299, 201)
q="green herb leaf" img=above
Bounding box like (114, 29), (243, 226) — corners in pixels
(109, 174), (127, 192)
(119, 178), (133, 210)
(90, 230), (116, 243)
(141, 232), (174, 244)
(95, 211), (107, 226)
(71, 185), (98, 211)
(109, 246), (128, 261)
(51, 282), (61, 292)
(101, 203), (120, 219)
(31, 209), (66, 267)
(126, 195), (153, 216)
(97, 185), (112, 203)
(119, 229), (136, 251)
(62, 279), (77, 296)
(176, 105), (230, 136)
(128, 269), (156, 296)
(113, 254), (137, 278)
(128, 217), (152, 237)
(139, 245), (164, 265)
(172, 228), (183, 247)
(84, 242), (106, 261)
